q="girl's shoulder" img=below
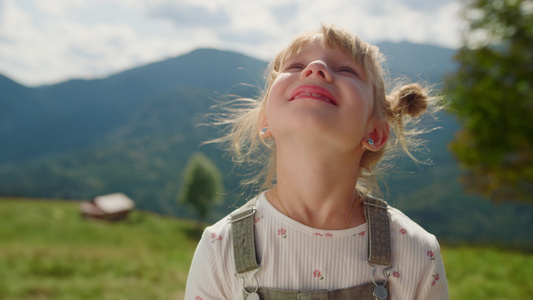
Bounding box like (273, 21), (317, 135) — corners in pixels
(385, 205), (449, 298)
(387, 205), (440, 248)
(201, 194), (262, 243)
(186, 197), (264, 299)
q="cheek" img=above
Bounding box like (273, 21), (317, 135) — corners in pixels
(264, 93), (281, 128)
(265, 76), (290, 118)
(345, 82), (373, 112)
(365, 89), (375, 116)
(268, 74), (290, 98)
(366, 88), (379, 123)
(355, 82), (375, 116)
(265, 80), (294, 137)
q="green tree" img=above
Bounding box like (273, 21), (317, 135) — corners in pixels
(449, 0), (533, 203)
(179, 152), (224, 222)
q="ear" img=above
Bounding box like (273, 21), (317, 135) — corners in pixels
(362, 121), (389, 151)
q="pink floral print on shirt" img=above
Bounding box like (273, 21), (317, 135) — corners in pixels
(313, 269), (324, 280)
(254, 215), (263, 224)
(195, 297), (203, 300)
(278, 228), (287, 238)
(393, 271), (401, 278)
(210, 233), (222, 243)
(427, 250), (435, 260)
(400, 228), (407, 234)
(432, 273), (440, 286)
(313, 232), (333, 237)
(353, 231), (365, 237)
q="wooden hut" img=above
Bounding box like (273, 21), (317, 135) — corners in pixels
(80, 193), (135, 221)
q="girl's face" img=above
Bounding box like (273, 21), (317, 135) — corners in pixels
(264, 39), (375, 153)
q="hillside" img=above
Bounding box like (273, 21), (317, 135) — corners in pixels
(1, 198), (532, 299)
(0, 48), (266, 163)
(0, 44), (532, 248)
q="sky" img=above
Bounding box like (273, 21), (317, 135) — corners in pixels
(0, 0), (464, 87)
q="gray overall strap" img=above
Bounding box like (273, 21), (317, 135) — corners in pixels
(228, 198), (259, 274)
(363, 196), (392, 266)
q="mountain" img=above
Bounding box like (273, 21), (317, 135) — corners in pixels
(0, 44), (531, 248)
(0, 49), (267, 163)
(377, 41), (458, 85)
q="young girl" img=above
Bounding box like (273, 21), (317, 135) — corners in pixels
(185, 24), (449, 299)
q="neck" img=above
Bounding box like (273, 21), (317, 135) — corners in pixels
(266, 142), (366, 230)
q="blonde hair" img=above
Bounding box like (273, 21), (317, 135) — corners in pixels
(210, 24), (440, 196)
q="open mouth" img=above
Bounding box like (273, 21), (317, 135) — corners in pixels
(289, 85), (338, 106)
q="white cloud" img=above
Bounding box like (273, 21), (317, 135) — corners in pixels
(0, 0), (186, 85)
(34, 0), (86, 18)
(0, 0), (463, 86)
(148, 1), (231, 27)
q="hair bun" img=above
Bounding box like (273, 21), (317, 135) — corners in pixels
(389, 83), (428, 118)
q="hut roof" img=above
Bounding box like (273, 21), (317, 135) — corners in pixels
(93, 193), (135, 214)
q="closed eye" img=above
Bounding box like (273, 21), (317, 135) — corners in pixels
(285, 62), (306, 71)
(339, 64), (359, 76)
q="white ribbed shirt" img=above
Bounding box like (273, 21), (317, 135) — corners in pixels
(185, 192), (449, 299)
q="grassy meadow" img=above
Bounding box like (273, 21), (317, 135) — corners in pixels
(0, 197), (532, 300)
(0, 197), (199, 300)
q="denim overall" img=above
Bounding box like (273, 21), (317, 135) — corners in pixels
(228, 196), (393, 300)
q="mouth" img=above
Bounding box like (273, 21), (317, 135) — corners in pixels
(289, 85), (338, 106)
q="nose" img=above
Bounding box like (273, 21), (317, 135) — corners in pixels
(301, 61), (332, 82)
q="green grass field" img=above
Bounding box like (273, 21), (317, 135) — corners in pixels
(0, 198), (200, 300)
(1, 197), (532, 299)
